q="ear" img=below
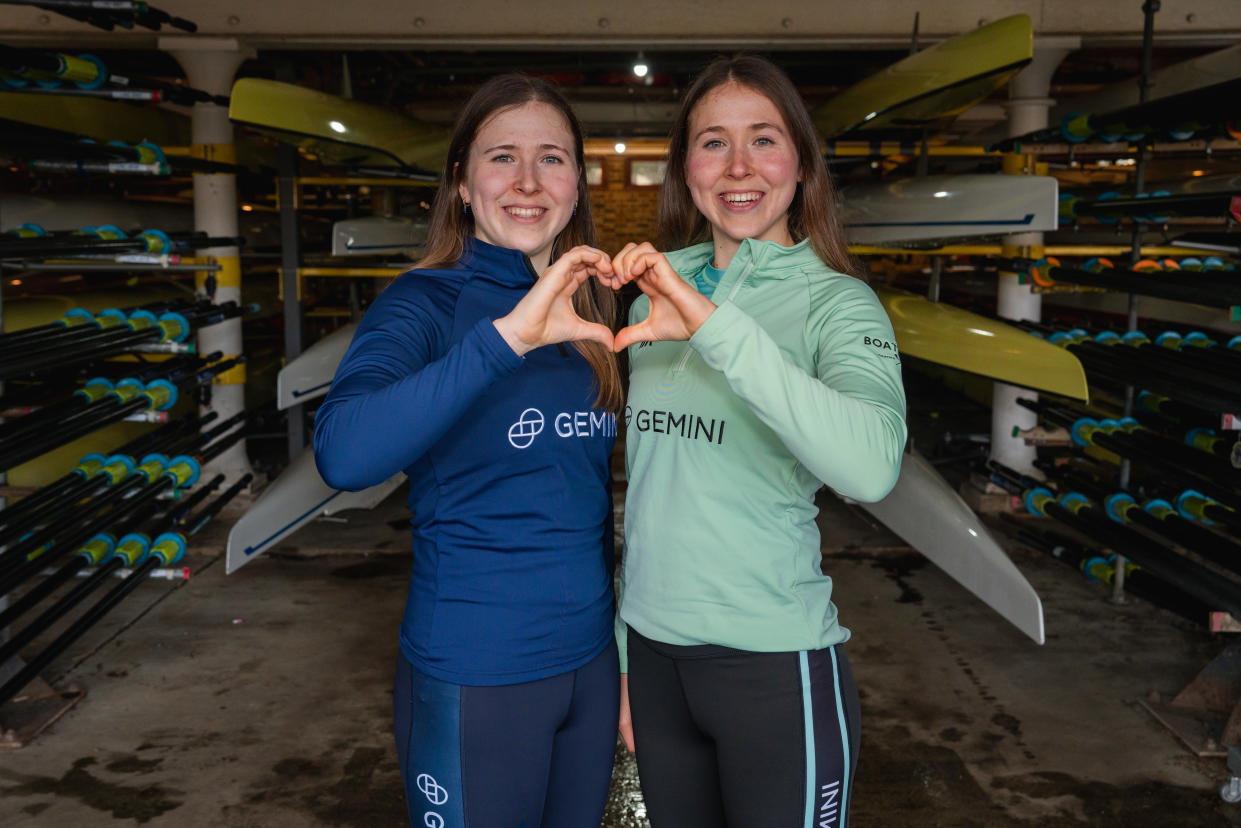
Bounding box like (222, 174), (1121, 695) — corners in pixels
(455, 162), (468, 205)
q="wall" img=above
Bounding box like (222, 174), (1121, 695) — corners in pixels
(591, 154), (661, 254)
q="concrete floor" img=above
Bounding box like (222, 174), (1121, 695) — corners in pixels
(2, 482), (1241, 826)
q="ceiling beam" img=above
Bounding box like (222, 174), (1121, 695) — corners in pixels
(3, 0), (1240, 50)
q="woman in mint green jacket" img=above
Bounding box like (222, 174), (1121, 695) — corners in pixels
(602, 56), (908, 827)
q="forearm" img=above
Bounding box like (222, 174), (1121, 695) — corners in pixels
(314, 318), (521, 490)
(690, 301), (907, 502)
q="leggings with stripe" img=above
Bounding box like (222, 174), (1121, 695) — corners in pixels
(394, 640), (619, 828)
(627, 626), (860, 828)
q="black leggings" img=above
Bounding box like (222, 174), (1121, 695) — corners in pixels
(628, 626), (860, 828)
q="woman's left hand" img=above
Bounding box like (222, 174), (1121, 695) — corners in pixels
(608, 242), (717, 351)
(493, 245), (616, 356)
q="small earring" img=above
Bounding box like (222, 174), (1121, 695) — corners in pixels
(463, 202), (471, 215)
(572, 203), (578, 216)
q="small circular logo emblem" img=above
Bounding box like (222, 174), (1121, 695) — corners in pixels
(508, 407), (545, 449)
(416, 773), (448, 805)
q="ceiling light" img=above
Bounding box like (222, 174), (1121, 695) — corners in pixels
(633, 52), (648, 78)
(614, 141), (627, 154)
(1191, 169), (1206, 177)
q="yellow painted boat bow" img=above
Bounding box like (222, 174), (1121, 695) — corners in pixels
(0, 91), (190, 145)
(877, 287), (1089, 400)
(814, 15), (1033, 139)
(228, 78), (450, 172)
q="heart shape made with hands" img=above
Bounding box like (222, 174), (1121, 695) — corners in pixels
(600, 242), (718, 352)
(501, 243), (717, 355)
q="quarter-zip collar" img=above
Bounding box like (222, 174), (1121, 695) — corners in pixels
(459, 235), (539, 287)
(665, 236), (816, 289)
(662, 237), (817, 373)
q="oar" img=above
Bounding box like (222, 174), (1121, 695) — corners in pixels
(0, 295), (205, 351)
(1177, 491), (1241, 535)
(1025, 258), (1241, 309)
(988, 463), (1241, 616)
(0, 356), (241, 472)
(0, 412), (212, 534)
(0, 492), (167, 636)
(1039, 461), (1241, 571)
(1017, 400), (1241, 510)
(0, 227), (245, 259)
(0, 304), (245, 380)
(1001, 514), (1207, 624)
(0, 354), (209, 444)
(0, 299), (212, 356)
(0, 426), (244, 593)
(0, 479), (253, 708)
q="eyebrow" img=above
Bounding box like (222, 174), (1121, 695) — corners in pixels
(693, 122), (786, 141)
(481, 143), (571, 154)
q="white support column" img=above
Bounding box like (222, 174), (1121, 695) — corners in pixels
(990, 38), (1079, 476)
(161, 38), (255, 480)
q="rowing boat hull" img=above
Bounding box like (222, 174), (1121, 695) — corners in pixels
(857, 449), (1045, 644)
(228, 78), (450, 172)
(840, 174), (1059, 244)
(331, 216), (427, 257)
(876, 287), (1090, 400)
(225, 445), (403, 574)
(813, 15), (1033, 139)
(1050, 43), (1241, 125)
(277, 324), (355, 410)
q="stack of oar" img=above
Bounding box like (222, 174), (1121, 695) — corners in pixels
(0, 411), (221, 550)
(0, 413), (249, 597)
(1007, 322), (1241, 415)
(0, 353), (243, 471)
(0, 301), (246, 381)
(0, 224), (244, 259)
(989, 76), (1241, 149)
(987, 458), (1241, 620)
(999, 513), (1209, 623)
(1016, 396), (1241, 514)
(997, 255), (1241, 310)
(0, 1), (196, 33)
(0, 45), (221, 105)
(0, 452), (250, 706)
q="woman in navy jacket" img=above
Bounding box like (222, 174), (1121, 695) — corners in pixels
(314, 74), (622, 828)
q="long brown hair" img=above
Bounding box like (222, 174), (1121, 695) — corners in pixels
(418, 74), (622, 412)
(657, 55), (860, 278)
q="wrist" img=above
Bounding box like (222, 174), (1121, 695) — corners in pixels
(493, 315), (534, 357)
(686, 297), (718, 335)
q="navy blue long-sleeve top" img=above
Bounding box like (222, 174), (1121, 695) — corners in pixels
(313, 237), (617, 686)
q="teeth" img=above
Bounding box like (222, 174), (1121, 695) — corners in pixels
(506, 207), (545, 218)
(721, 193), (761, 204)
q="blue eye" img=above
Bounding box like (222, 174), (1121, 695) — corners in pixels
(542, 155), (564, 164)
(703, 139), (724, 149)
(491, 154), (514, 163)
(755, 136), (774, 146)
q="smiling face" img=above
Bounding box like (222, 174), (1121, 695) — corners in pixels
(457, 101), (580, 273)
(684, 82), (801, 267)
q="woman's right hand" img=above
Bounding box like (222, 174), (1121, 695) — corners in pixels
(608, 242), (717, 351)
(493, 245), (616, 356)
(619, 673), (634, 753)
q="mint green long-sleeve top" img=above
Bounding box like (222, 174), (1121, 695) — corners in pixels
(616, 237), (908, 670)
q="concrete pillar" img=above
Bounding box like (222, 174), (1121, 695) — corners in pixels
(989, 38), (1079, 476)
(161, 38), (255, 480)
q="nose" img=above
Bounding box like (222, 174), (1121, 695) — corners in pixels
(514, 159), (541, 193)
(726, 146), (751, 179)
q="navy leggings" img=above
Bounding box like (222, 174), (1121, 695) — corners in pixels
(394, 640), (619, 828)
(628, 627), (860, 828)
